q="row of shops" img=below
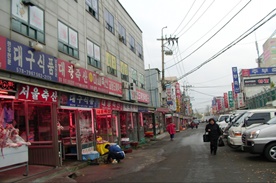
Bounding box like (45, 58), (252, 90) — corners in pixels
(0, 35), (192, 171)
(0, 79), (190, 167)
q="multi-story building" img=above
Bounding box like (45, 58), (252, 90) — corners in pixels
(260, 38), (276, 67)
(0, 0), (150, 167)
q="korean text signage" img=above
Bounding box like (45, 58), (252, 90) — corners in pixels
(228, 91), (234, 108)
(244, 78), (270, 86)
(223, 93), (229, 109)
(123, 104), (138, 112)
(137, 89), (150, 104)
(0, 35), (123, 97)
(57, 58), (122, 97)
(175, 83), (181, 112)
(241, 67), (276, 77)
(60, 93), (99, 108)
(18, 84), (58, 103)
(99, 99), (123, 111)
(0, 35), (152, 103)
(232, 67), (240, 94)
(5, 37), (58, 82)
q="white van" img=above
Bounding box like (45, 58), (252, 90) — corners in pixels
(228, 108), (276, 148)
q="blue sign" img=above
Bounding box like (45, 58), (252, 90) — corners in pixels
(60, 93), (99, 108)
(249, 67), (276, 76)
(138, 106), (148, 112)
(232, 67), (240, 94)
(6, 39), (58, 82)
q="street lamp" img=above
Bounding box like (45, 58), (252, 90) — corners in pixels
(161, 26), (167, 88)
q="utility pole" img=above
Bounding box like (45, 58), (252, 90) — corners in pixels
(157, 27), (178, 90)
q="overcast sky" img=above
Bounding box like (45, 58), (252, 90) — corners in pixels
(119, 0), (276, 112)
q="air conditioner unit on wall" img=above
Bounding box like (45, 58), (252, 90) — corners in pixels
(130, 82), (136, 91)
(122, 81), (129, 89)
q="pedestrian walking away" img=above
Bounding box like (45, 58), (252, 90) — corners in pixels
(166, 121), (176, 141)
(205, 118), (222, 155)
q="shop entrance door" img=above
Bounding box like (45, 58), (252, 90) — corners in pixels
(27, 102), (57, 166)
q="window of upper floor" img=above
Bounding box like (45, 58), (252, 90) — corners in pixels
(104, 9), (114, 34)
(118, 23), (126, 44)
(58, 21), (79, 59)
(106, 52), (117, 76)
(120, 61), (129, 82)
(137, 43), (143, 60)
(85, 0), (99, 20)
(139, 73), (145, 89)
(87, 39), (101, 69)
(11, 0), (45, 43)
(129, 35), (135, 53)
(130, 67), (137, 85)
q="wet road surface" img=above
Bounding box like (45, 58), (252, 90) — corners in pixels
(75, 124), (276, 182)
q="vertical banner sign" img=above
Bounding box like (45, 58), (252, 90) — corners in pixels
(237, 93), (245, 108)
(175, 83), (181, 112)
(228, 91), (234, 108)
(231, 82), (237, 99)
(223, 93), (229, 109)
(166, 84), (173, 105)
(216, 98), (222, 113)
(170, 85), (176, 111)
(232, 67), (240, 94)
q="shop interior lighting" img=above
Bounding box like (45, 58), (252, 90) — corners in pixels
(0, 91), (8, 94)
(0, 95), (15, 99)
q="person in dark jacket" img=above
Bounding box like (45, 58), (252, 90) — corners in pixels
(205, 118), (222, 155)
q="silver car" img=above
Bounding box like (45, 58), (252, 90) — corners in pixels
(242, 116), (276, 162)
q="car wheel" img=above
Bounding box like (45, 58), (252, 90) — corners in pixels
(264, 143), (276, 162)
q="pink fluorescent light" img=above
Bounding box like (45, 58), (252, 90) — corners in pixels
(0, 95), (15, 99)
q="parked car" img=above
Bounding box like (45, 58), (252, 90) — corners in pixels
(223, 112), (247, 138)
(242, 116), (276, 162)
(227, 108), (276, 149)
(217, 114), (231, 124)
(219, 110), (248, 132)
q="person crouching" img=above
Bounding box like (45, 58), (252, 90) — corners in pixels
(104, 144), (125, 163)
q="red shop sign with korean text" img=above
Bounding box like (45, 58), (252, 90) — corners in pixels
(99, 99), (123, 111)
(137, 89), (150, 104)
(18, 84), (58, 103)
(57, 59), (122, 97)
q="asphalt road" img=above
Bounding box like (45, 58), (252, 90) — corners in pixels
(75, 124), (276, 183)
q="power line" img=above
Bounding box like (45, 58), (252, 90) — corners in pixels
(166, 0), (243, 64)
(166, 0), (252, 70)
(175, 0), (207, 37)
(177, 0), (215, 38)
(189, 88), (217, 97)
(177, 9), (276, 80)
(192, 74), (231, 84)
(172, 0), (197, 36)
(192, 85), (230, 88)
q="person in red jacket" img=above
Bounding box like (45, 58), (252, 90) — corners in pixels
(166, 121), (176, 141)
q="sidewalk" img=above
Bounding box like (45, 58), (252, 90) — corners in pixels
(1, 132), (170, 183)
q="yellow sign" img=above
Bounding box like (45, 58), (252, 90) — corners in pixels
(111, 55), (116, 69)
(106, 52), (111, 66)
